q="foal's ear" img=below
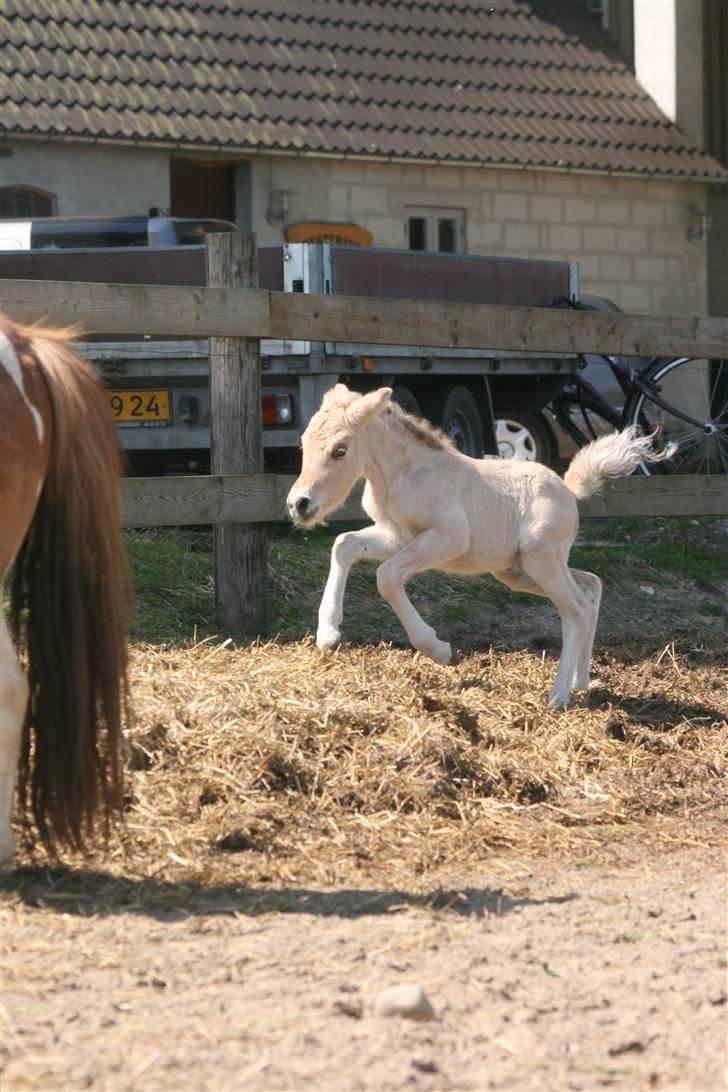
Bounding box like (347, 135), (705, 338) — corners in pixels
(349, 387), (392, 429)
(323, 383), (352, 407)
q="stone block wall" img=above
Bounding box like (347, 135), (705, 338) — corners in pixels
(1, 141), (710, 317)
(257, 157), (709, 316)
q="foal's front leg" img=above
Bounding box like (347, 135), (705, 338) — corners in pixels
(376, 527), (468, 664)
(317, 525), (399, 648)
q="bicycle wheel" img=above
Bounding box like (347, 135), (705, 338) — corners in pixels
(623, 356), (728, 475)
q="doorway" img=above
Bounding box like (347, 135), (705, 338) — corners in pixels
(170, 159), (237, 222)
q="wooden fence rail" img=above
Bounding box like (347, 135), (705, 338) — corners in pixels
(3, 232), (726, 638)
(2, 276), (727, 358)
(122, 473), (728, 528)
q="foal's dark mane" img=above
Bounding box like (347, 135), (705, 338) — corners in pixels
(387, 403), (453, 451)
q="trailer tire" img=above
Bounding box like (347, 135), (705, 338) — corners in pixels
(494, 410), (553, 464)
(425, 385), (484, 457)
(391, 385), (422, 417)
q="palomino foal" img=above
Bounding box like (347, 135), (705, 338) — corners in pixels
(287, 384), (660, 707)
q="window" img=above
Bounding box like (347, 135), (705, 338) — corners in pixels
(581, 0), (609, 29)
(406, 207), (465, 253)
(0, 185), (55, 218)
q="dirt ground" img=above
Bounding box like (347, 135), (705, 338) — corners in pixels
(1, 839), (726, 1092)
(1, 528), (726, 1092)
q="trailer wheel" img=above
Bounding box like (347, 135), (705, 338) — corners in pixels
(391, 385), (422, 417)
(431, 385), (485, 457)
(494, 411), (553, 464)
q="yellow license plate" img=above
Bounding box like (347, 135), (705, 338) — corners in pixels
(108, 389), (171, 424)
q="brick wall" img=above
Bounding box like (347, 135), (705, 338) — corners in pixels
(2, 141), (710, 317)
(257, 158), (710, 316)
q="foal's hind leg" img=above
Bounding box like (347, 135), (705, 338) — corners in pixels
(376, 527), (468, 664)
(0, 616), (27, 865)
(494, 565), (601, 696)
(570, 570), (602, 691)
(518, 545), (592, 707)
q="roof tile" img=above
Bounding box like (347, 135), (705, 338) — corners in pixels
(1, 0), (725, 180)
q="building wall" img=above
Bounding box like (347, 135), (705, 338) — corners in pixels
(633, 0), (676, 121)
(1, 140), (709, 317)
(255, 156), (709, 316)
(632, 0), (705, 146)
(626, 0), (726, 317)
(0, 141), (169, 217)
(703, 0), (728, 317)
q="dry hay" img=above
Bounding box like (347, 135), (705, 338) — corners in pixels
(10, 637), (725, 901)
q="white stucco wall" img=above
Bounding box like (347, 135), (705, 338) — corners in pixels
(0, 141), (169, 217)
(255, 156), (709, 316)
(634, 0), (676, 122)
(633, 0), (706, 150)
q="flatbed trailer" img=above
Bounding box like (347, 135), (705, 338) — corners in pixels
(0, 243), (580, 473)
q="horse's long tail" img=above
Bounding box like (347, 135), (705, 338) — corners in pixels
(9, 322), (130, 852)
(563, 425), (667, 499)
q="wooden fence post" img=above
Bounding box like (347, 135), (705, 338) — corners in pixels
(206, 231), (268, 637)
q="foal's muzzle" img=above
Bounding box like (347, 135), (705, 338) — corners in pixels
(286, 491), (318, 524)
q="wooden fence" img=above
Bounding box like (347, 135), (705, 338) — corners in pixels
(3, 273), (727, 358)
(2, 231), (726, 636)
(121, 472), (727, 527)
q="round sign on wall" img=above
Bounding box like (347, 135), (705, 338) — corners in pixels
(285, 222), (374, 245)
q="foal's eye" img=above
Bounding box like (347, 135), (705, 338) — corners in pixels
(331, 445), (347, 460)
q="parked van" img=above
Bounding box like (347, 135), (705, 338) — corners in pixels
(0, 213), (236, 252)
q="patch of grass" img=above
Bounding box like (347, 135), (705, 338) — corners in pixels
(576, 516), (728, 581)
(125, 530), (215, 644)
(702, 603), (727, 618)
(124, 517), (727, 648)
(125, 524), (541, 647)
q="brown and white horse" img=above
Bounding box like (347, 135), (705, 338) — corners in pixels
(0, 315), (129, 864)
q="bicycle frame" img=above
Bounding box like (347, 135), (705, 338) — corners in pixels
(550, 359), (624, 446)
(548, 299), (706, 444)
(629, 365), (707, 432)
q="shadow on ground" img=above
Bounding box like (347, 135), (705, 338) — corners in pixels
(0, 867), (578, 921)
(582, 688), (727, 730)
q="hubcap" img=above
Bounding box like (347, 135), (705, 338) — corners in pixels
(495, 419), (537, 460)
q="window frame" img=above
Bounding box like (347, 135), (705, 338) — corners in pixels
(405, 206), (466, 254)
(0, 184), (57, 219)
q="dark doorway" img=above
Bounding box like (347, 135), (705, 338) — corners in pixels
(170, 159), (236, 222)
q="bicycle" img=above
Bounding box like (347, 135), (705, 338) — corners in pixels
(547, 298), (728, 476)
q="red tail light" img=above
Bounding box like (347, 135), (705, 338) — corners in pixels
(261, 394), (293, 425)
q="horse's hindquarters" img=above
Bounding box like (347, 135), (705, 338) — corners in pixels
(0, 327), (52, 576)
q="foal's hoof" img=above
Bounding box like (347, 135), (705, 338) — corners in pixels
(427, 639), (452, 666)
(316, 625), (341, 650)
(547, 688), (572, 709)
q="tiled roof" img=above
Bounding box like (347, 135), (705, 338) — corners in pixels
(2, 0), (726, 180)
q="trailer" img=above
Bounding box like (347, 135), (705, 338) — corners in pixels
(0, 240), (580, 473)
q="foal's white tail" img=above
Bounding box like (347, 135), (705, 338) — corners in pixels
(563, 425), (667, 499)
